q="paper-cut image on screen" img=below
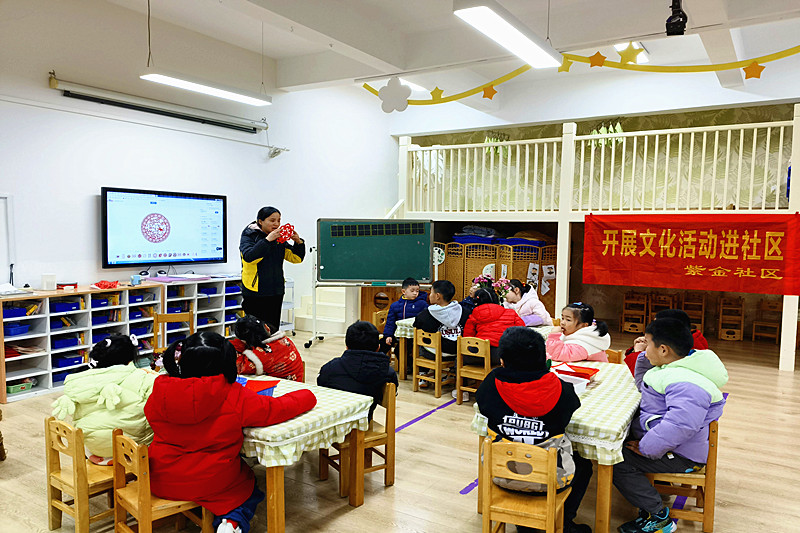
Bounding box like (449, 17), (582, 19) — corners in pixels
(102, 187), (227, 268)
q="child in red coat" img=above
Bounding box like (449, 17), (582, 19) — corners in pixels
(144, 332), (316, 533)
(463, 288), (524, 365)
(231, 315), (304, 382)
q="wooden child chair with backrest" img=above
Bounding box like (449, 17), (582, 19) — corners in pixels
(481, 435), (571, 533)
(605, 348), (624, 364)
(153, 311), (195, 355)
(45, 416), (115, 533)
(372, 309), (398, 372)
(645, 419), (720, 533)
(456, 336), (493, 405)
(552, 318), (560, 327)
(751, 299), (781, 344)
(412, 329), (455, 398)
(319, 382), (396, 496)
(112, 429), (213, 533)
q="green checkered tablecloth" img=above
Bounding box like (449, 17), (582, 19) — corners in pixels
(394, 319), (554, 340)
(471, 362), (641, 465)
(241, 378), (373, 468)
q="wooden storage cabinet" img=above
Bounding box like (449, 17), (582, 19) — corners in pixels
(1, 284), (162, 403)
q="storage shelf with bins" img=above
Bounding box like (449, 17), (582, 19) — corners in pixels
(1, 282), (163, 403)
(152, 277), (244, 343)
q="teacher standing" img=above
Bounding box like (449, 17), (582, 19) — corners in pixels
(240, 206), (305, 330)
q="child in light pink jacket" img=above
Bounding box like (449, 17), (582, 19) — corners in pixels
(546, 302), (610, 362)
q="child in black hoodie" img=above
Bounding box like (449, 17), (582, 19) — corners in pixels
(476, 327), (593, 533)
(317, 321), (398, 419)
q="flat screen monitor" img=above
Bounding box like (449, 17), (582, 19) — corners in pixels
(101, 187), (227, 268)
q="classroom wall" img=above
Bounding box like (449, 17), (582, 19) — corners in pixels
(0, 0), (399, 298)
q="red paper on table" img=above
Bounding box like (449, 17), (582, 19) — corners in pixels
(583, 214), (800, 295)
(277, 224), (294, 243)
(551, 363), (599, 380)
(245, 380), (279, 394)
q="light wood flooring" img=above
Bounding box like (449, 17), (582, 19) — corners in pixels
(1, 331), (798, 533)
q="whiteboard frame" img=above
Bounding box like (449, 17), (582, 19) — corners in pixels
(316, 218), (433, 283)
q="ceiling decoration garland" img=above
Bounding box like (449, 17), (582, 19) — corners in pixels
(364, 44), (800, 112)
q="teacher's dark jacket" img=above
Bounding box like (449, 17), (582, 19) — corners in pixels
(240, 223), (305, 296)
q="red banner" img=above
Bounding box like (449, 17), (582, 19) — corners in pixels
(583, 214), (800, 295)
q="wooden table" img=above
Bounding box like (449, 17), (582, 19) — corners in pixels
(241, 379), (373, 532)
(472, 362), (641, 533)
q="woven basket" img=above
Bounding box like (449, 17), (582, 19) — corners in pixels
(538, 245), (558, 317)
(510, 244), (541, 290)
(495, 245), (513, 282)
(445, 243), (465, 301)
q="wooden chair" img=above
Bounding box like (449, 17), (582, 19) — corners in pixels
(751, 299), (781, 344)
(605, 348), (624, 364)
(319, 382), (396, 496)
(112, 429), (213, 533)
(412, 329), (455, 398)
(645, 420), (719, 533)
(552, 318), (560, 327)
(372, 309), (399, 372)
(456, 336), (493, 405)
(481, 435), (571, 533)
(45, 416), (114, 532)
(153, 311), (195, 355)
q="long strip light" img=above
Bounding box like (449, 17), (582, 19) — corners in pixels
(454, 0), (561, 68)
(140, 72), (271, 107)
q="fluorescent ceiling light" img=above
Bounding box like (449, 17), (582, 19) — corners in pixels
(454, 2), (561, 68)
(614, 41), (650, 63)
(140, 72), (271, 106)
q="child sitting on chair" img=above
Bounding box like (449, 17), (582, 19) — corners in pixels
(503, 278), (553, 327)
(476, 327), (593, 533)
(610, 318), (727, 533)
(231, 314), (304, 381)
(317, 321), (398, 419)
(145, 332), (316, 533)
(463, 288), (524, 366)
(546, 302), (610, 362)
(413, 279), (472, 356)
(52, 334), (157, 465)
(380, 277), (428, 352)
(624, 308), (709, 381)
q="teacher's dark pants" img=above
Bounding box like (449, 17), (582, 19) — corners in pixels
(242, 293), (284, 332)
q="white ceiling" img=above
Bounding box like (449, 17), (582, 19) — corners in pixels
(108, 0), (800, 96)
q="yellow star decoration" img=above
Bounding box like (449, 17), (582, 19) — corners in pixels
(743, 61), (765, 79)
(589, 52), (607, 67)
(558, 58), (573, 73)
(482, 86), (497, 99)
(617, 42), (642, 64)
(430, 87), (444, 100)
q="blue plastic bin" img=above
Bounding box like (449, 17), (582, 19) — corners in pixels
(199, 287), (217, 295)
(167, 333), (186, 343)
(166, 322), (181, 331)
(50, 319), (63, 330)
(92, 333), (110, 343)
(3, 307), (27, 318)
(92, 315), (109, 326)
(167, 306), (182, 314)
(91, 298), (108, 308)
(225, 299), (237, 307)
(225, 285), (241, 294)
(167, 288), (178, 297)
(53, 337), (79, 350)
(52, 301), (80, 313)
(197, 317), (210, 326)
(4, 323), (30, 336)
(52, 370), (70, 384)
(129, 294), (144, 303)
(53, 355), (83, 368)
(225, 313), (237, 322)
(130, 326), (148, 336)
(129, 310), (143, 320)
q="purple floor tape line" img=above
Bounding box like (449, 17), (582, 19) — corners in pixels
(395, 398), (456, 433)
(460, 478), (479, 495)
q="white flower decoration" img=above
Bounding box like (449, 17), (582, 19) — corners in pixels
(378, 77), (411, 113)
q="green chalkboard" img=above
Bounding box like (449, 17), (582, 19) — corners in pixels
(317, 219), (432, 282)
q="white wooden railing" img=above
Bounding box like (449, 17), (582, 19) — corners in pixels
(400, 118), (796, 216)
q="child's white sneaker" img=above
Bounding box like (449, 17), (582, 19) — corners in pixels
(451, 389), (470, 402)
(217, 519), (242, 533)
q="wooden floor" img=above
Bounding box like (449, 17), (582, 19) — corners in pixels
(2, 331), (798, 533)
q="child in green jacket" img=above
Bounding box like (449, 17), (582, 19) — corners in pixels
(52, 334), (158, 464)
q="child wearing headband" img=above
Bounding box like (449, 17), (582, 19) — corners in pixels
(52, 333), (157, 465)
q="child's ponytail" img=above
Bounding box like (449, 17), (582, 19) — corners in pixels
(594, 320), (609, 337)
(508, 278), (531, 295)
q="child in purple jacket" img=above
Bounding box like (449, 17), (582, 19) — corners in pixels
(614, 318), (728, 533)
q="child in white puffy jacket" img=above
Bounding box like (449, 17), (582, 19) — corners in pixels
(546, 302), (610, 362)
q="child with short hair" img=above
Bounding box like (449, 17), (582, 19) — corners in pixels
(503, 278), (553, 326)
(231, 314), (304, 381)
(413, 279), (472, 355)
(52, 334), (157, 465)
(144, 332), (316, 533)
(381, 277), (428, 349)
(463, 288), (524, 365)
(546, 302), (611, 362)
(317, 321), (398, 419)
(614, 318), (728, 533)
(476, 327), (593, 533)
